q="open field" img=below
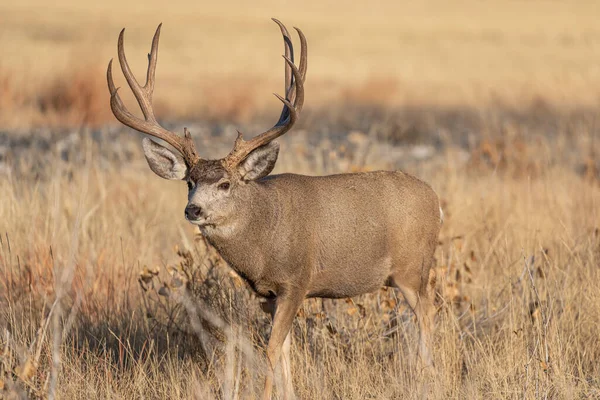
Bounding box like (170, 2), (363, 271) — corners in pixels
(1, 105), (600, 398)
(1, 1), (600, 399)
(1, 0), (600, 128)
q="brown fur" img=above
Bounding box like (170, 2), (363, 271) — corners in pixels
(189, 159), (227, 184)
(197, 169), (441, 399)
(205, 171), (440, 301)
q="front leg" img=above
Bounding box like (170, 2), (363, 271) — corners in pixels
(263, 298), (295, 399)
(262, 291), (304, 400)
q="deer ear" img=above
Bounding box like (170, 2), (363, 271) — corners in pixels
(142, 138), (188, 180)
(238, 141), (279, 181)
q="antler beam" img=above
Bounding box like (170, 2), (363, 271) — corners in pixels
(222, 19), (307, 170)
(107, 24), (200, 167)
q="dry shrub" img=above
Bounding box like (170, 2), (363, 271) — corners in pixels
(0, 67), (22, 112)
(340, 78), (399, 107)
(2, 106), (600, 398)
(138, 236), (269, 368)
(468, 135), (546, 178)
(582, 156), (600, 183)
(36, 66), (112, 127)
(0, 65), (113, 129)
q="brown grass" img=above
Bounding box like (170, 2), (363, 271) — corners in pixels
(1, 106), (599, 398)
(1, 1), (600, 397)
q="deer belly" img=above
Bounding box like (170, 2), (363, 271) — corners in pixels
(306, 256), (392, 298)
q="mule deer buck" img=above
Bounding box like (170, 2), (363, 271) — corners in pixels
(107, 19), (442, 399)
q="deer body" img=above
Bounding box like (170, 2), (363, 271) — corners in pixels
(203, 171), (441, 301)
(107, 20), (441, 400)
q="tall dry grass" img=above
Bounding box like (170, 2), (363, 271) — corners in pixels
(1, 2), (600, 397)
(1, 106), (599, 398)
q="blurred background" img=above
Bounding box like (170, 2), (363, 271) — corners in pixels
(1, 0), (599, 128)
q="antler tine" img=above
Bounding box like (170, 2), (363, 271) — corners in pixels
(107, 24), (200, 166)
(272, 20), (308, 121)
(223, 31), (305, 171)
(146, 24), (161, 96)
(272, 18), (293, 102)
(294, 27), (307, 113)
(117, 27), (153, 121)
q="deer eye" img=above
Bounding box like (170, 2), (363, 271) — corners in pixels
(218, 181), (230, 191)
(187, 181), (194, 191)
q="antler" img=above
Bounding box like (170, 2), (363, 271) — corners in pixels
(107, 24), (200, 167)
(222, 18), (307, 170)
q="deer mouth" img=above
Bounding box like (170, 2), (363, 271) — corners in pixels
(185, 215), (219, 229)
(186, 217), (213, 227)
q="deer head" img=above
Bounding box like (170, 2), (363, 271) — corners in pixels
(107, 19), (306, 227)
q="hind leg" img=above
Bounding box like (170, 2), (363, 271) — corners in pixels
(388, 259), (436, 369)
(396, 283), (435, 368)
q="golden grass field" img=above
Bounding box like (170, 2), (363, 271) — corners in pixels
(1, 1), (600, 399)
(1, 0), (600, 127)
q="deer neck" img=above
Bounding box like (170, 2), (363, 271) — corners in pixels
(199, 182), (278, 278)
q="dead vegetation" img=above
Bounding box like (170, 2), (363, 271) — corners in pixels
(1, 106), (599, 398)
(1, 1), (600, 397)
(1, 0), (600, 128)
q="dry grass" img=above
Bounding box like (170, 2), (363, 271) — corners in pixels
(1, 0), (600, 128)
(1, 106), (599, 398)
(1, 2), (600, 398)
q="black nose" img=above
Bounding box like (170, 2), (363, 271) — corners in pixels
(185, 204), (203, 220)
